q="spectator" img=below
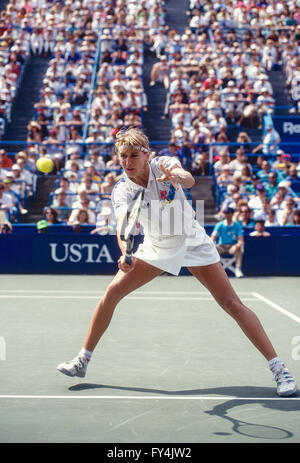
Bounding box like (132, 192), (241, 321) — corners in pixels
(292, 210), (300, 226)
(100, 172), (117, 200)
(68, 196), (96, 225)
(0, 180), (14, 221)
(92, 203), (116, 235)
(192, 153), (210, 176)
(43, 207), (60, 225)
(265, 209), (279, 227)
(253, 126), (281, 156)
(276, 198), (297, 226)
(50, 188), (71, 222)
(149, 55), (169, 88)
(229, 147), (247, 173)
(237, 206), (256, 228)
(257, 160), (273, 184)
(0, 149), (12, 169)
(216, 164), (233, 188)
(287, 165), (299, 183)
(265, 171), (279, 199)
(249, 218), (271, 237)
(248, 183), (269, 219)
(211, 207), (244, 278)
(71, 208), (91, 227)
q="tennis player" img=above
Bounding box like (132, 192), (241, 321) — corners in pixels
(57, 128), (297, 397)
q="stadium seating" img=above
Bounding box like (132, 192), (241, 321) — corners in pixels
(0, 0), (299, 230)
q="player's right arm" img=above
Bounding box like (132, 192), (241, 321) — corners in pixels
(112, 179), (138, 272)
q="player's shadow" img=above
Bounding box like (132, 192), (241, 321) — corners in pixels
(69, 383), (299, 440)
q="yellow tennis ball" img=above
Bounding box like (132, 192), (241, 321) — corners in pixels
(36, 157), (54, 173)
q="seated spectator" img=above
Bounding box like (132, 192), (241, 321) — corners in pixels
(0, 220), (12, 234)
(229, 147), (247, 173)
(100, 172), (117, 199)
(2, 175), (28, 217)
(191, 153), (210, 176)
(83, 162), (103, 185)
(43, 207), (61, 225)
(252, 126), (281, 156)
(265, 209), (279, 227)
(65, 147), (84, 171)
(292, 210), (300, 226)
(211, 207), (244, 278)
(77, 173), (100, 202)
(213, 151), (231, 177)
(50, 189), (71, 222)
(54, 177), (75, 207)
(68, 195), (96, 225)
(0, 180), (14, 221)
(0, 149), (12, 169)
(276, 198), (297, 226)
(272, 149), (285, 172)
(158, 142), (182, 162)
(287, 165), (299, 183)
(249, 218), (271, 237)
(71, 208), (91, 227)
(277, 180), (299, 203)
(265, 171), (279, 199)
(257, 160), (272, 184)
(236, 132), (252, 153)
(236, 205), (256, 228)
(92, 203), (117, 235)
(248, 183), (270, 220)
(106, 152), (122, 173)
(216, 164), (233, 187)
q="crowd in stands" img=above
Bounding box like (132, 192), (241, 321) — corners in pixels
(148, 0), (300, 230)
(0, 0), (300, 233)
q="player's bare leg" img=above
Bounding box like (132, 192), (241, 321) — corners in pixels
(188, 262), (297, 396)
(188, 262), (277, 360)
(83, 259), (162, 351)
(57, 259), (162, 377)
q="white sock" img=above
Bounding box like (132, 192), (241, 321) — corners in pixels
(79, 348), (93, 361)
(268, 356), (285, 372)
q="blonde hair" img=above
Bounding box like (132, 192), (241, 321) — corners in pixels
(114, 128), (150, 156)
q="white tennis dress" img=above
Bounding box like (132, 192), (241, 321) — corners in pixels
(111, 155), (220, 275)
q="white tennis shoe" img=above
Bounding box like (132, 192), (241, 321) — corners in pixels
(57, 355), (89, 378)
(273, 367), (297, 397)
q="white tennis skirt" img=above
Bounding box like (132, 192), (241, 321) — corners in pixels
(134, 228), (220, 276)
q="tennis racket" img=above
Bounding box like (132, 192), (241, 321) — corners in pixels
(120, 189), (144, 264)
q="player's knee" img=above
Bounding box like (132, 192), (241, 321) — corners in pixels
(104, 281), (126, 305)
(220, 296), (245, 319)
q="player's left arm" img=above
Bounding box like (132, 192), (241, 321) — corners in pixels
(157, 162), (195, 190)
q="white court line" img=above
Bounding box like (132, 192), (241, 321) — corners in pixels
(0, 395), (299, 401)
(0, 289), (253, 296)
(252, 292), (300, 324)
(0, 296), (259, 301)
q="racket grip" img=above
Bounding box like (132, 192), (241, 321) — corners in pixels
(124, 252), (132, 265)
(124, 237), (134, 265)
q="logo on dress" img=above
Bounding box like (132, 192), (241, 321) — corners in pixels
(160, 184), (176, 204)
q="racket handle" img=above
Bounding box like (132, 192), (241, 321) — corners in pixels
(124, 252), (132, 265)
(124, 237), (134, 265)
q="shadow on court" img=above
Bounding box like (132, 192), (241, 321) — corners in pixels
(69, 383), (300, 441)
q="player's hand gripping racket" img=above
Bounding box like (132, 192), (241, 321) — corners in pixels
(120, 189), (144, 265)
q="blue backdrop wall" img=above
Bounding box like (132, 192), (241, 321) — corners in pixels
(0, 226), (300, 276)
